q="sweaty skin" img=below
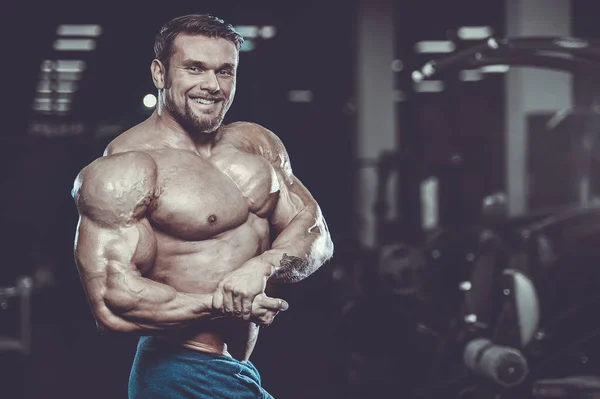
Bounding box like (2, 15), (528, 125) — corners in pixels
(72, 121), (332, 361)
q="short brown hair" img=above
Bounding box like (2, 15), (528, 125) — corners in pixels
(154, 14), (244, 68)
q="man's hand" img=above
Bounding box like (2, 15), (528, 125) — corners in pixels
(212, 259), (289, 325)
(250, 293), (288, 326)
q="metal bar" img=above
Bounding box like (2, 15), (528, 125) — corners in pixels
(18, 277), (33, 355)
(412, 37), (600, 81)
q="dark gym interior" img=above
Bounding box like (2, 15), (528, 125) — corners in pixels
(2, 1), (600, 398)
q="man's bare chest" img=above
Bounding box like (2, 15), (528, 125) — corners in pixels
(145, 147), (279, 240)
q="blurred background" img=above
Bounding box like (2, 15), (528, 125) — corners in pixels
(3, 0), (600, 398)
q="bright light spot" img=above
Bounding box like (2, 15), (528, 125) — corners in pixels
(143, 94), (157, 108)
(459, 69), (483, 81)
(457, 26), (493, 40)
(411, 71), (424, 82)
(288, 90), (313, 103)
(260, 26), (277, 39)
(487, 37), (499, 49)
(480, 64), (510, 73)
(464, 314), (477, 323)
(240, 39), (255, 52)
(414, 80), (445, 93)
(459, 281), (472, 291)
(234, 25), (260, 38)
(53, 39), (96, 51)
(414, 41), (455, 54)
(422, 62), (435, 77)
(57, 24), (102, 37)
(391, 59), (403, 72)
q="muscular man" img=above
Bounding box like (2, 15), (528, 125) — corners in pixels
(71, 14), (333, 399)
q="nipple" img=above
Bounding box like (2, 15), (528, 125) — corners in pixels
(208, 214), (218, 224)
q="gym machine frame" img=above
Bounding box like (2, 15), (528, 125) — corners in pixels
(403, 37), (600, 399)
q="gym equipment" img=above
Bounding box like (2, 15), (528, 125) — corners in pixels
(0, 276), (33, 355)
(407, 37), (600, 398)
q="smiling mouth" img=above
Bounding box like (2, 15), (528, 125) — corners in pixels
(191, 97), (221, 105)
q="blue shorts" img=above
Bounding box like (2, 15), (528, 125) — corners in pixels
(128, 336), (274, 399)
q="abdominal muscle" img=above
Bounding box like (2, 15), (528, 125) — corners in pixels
(146, 213), (271, 361)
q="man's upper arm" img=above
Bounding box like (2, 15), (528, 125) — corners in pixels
(72, 152), (158, 329)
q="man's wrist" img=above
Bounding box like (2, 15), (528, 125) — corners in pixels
(253, 253), (276, 277)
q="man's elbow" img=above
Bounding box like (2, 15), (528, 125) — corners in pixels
(94, 303), (137, 333)
(314, 233), (334, 267)
(94, 315), (129, 333)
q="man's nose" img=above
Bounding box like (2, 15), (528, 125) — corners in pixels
(200, 70), (220, 93)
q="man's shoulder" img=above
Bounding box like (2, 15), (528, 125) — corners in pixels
(104, 125), (150, 156)
(72, 151), (157, 218)
(222, 121), (284, 151)
(76, 151), (157, 189)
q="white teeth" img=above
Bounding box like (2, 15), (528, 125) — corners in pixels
(194, 98), (215, 105)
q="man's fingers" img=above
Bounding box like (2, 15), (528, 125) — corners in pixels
(212, 289), (224, 314)
(241, 297), (253, 321)
(233, 293), (244, 317)
(222, 287), (234, 316)
(254, 294), (289, 312)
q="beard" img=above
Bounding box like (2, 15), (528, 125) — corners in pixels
(165, 96), (227, 134)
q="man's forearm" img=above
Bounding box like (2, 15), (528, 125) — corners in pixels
(261, 209), (334, 283)
(97, 270), (217, 332)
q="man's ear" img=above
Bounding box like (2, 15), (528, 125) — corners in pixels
(151, 59), (166, 89)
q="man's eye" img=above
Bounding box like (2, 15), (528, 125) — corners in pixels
(219, 70), (233, 76)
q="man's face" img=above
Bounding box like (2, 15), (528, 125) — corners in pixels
(161, 34), (238, 134)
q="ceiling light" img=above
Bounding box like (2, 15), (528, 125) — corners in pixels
(414, 80), (445, 93)
(459, 70), (483, 81)
(41, 59), (86, 73)
(414, 41), (456, 54)
(234, 25), (260, 39)
(56, 60), (86, 72)
(36, 80), (51, 93)
(56, 24), (102, 37)
(55, 81), (78, 93)
(480, 65), (510, 73)
(33, 100), (51, 111)
(457, 26), (493, 40)
(53, 39), (96, 51)
(55, 103), (71, 112)
(260, 26), (276, 39)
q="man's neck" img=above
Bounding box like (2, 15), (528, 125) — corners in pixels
(148, 109), (221, 155)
